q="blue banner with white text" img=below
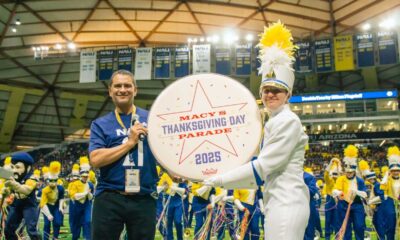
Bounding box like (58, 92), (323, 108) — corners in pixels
(215, 47), (231, 75)
(314, 39), (333, 72)
(175, 47), (190, 78)
(117, 48), (133, 71)
(356, 33), (375, 68)
(155, 48), (171, 79)
(235, 44), (251, 75)
(378, 31), (398, 65)
(98, 50), (115, 81)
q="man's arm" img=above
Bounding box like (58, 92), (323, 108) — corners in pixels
(90, 122), (147, 168)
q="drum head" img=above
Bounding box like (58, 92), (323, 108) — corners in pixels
(148, 73), (262, 181)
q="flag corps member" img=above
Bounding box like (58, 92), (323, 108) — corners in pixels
(204, 21), (310, 239)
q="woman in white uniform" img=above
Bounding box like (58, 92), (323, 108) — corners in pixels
(205, 21), (310, 239)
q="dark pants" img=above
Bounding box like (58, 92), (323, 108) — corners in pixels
(5, 204), (41, 240)
(92, 191), (157, 240)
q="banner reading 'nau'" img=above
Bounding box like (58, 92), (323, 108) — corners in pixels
(314, 39), (333, 72)
(175, 47), (190, 78)
(154, 48), (170, 79)
(235, 44), (251, 75)
(79, 50), (96, 83)
(98, 50), (115, 81)
(135, 47), (152, 80)
(295, 41), (313, 72)
(117, 48), (133, 71)
(356, 33), (375, 68)
(378, 31), (398, 65)
(193, 44), (211, 74)
(215, 47), (231, 75)
(334, 35), (355, 71)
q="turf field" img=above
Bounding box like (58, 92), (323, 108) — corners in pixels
(34, 213), (380, 240)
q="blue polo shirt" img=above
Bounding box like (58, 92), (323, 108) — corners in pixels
(89, 107), (158, 196)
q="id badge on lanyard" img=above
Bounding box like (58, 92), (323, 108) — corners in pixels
(125, 168), (140, 193)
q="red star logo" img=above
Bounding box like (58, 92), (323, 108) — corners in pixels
(157, 80), (248, 164)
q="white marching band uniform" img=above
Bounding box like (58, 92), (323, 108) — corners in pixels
(205, 21), (310, 239)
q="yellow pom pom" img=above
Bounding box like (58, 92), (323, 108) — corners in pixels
(344, 145), (358, 158)
(49, 161), (61, 175)
(387, 146), (400, 158)
(304, 167), (313, 174)
(258, 20), (296, 58)
(42, 166), (49, 174)
(4, 156), (11, 166)
(358, 160), (369, 172)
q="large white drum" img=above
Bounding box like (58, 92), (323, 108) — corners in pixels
(148, 73), (262, 181)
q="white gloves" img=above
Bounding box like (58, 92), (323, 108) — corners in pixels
(258, 199), (264, 213)
(355, 190), (367, 199)
(170, 184), (186, 197)
(222, 196), (234, 203)
(41, 205), (54, 221)
(204, 163), (258, 189)
(234, 199), (246, 211)
(195, 185), (212, 198)
(74, 191), (88, 201)
(313, 193), (320, 201)
(368, 196), (382, 205)
(157, 185), (166, 194)
(332, 190), (343, 199)
(210, 194), (216, 209)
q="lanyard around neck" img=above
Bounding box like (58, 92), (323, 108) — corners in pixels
(115, 105), (137, 130)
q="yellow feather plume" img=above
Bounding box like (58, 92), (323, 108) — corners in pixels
(89, 170), (96, 184)
(4, 156), (11, 166)
(79, 156), (89, 165)
(358, 160), (369, 172)
(42, 166), (49, 174)
(344, 145), (358, 158)
(258, 20), (296, 58)
(33, 169), (41, 177)
(49, 161), (61, 175)
(387, 146), (400, 158)
(72, 164), (80, 171)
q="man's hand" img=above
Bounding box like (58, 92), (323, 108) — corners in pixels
(127, 122), (148, 146)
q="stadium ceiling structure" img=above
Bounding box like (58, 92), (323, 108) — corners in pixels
(0, 0), (399, 151)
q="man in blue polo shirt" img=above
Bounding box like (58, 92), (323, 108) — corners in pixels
(89, 70), (159, 240)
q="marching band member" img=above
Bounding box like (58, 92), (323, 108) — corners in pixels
(166, 176), (187, 240)
(191, 182), (215, 239)
(324, 158), (341, 239)
(380, 146), (400, 240)
(233, 188), (262, 240)
(40, 161), (65, 240)
(332, 145), (367, 240)
(363, 164), (385, 239)
(68, 156), (94, 240)
(204, 21), (310, 239)
(4, 152), (41, 240)
(303, 169), (319, 240)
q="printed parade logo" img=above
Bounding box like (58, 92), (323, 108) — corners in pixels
(156, 80), (247, 165)
(147, 73), (262, 181)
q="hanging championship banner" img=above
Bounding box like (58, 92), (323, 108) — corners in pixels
(154, 48), (171, 79)
(135, 47), (153, 80)
(148, 73), (263, 181)
(378, 31), (398, 65)
(79, 50), (96, 83)
(295, 41), (313, 72)
(98, 50), (115, 81)
(334, 35), (355, 71)
(235, 44), (251, 75)
(175, 47), (190, 78)
(193, 44), (211, 74)
(356, 33), (375, 68)
(254, 47), (261, 72)
(117, 48), (133, 71)
(215, 47), (231, 75)
(314, 39), (333, 72)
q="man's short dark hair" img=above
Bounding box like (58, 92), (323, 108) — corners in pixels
(109, 70), (136, 87)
